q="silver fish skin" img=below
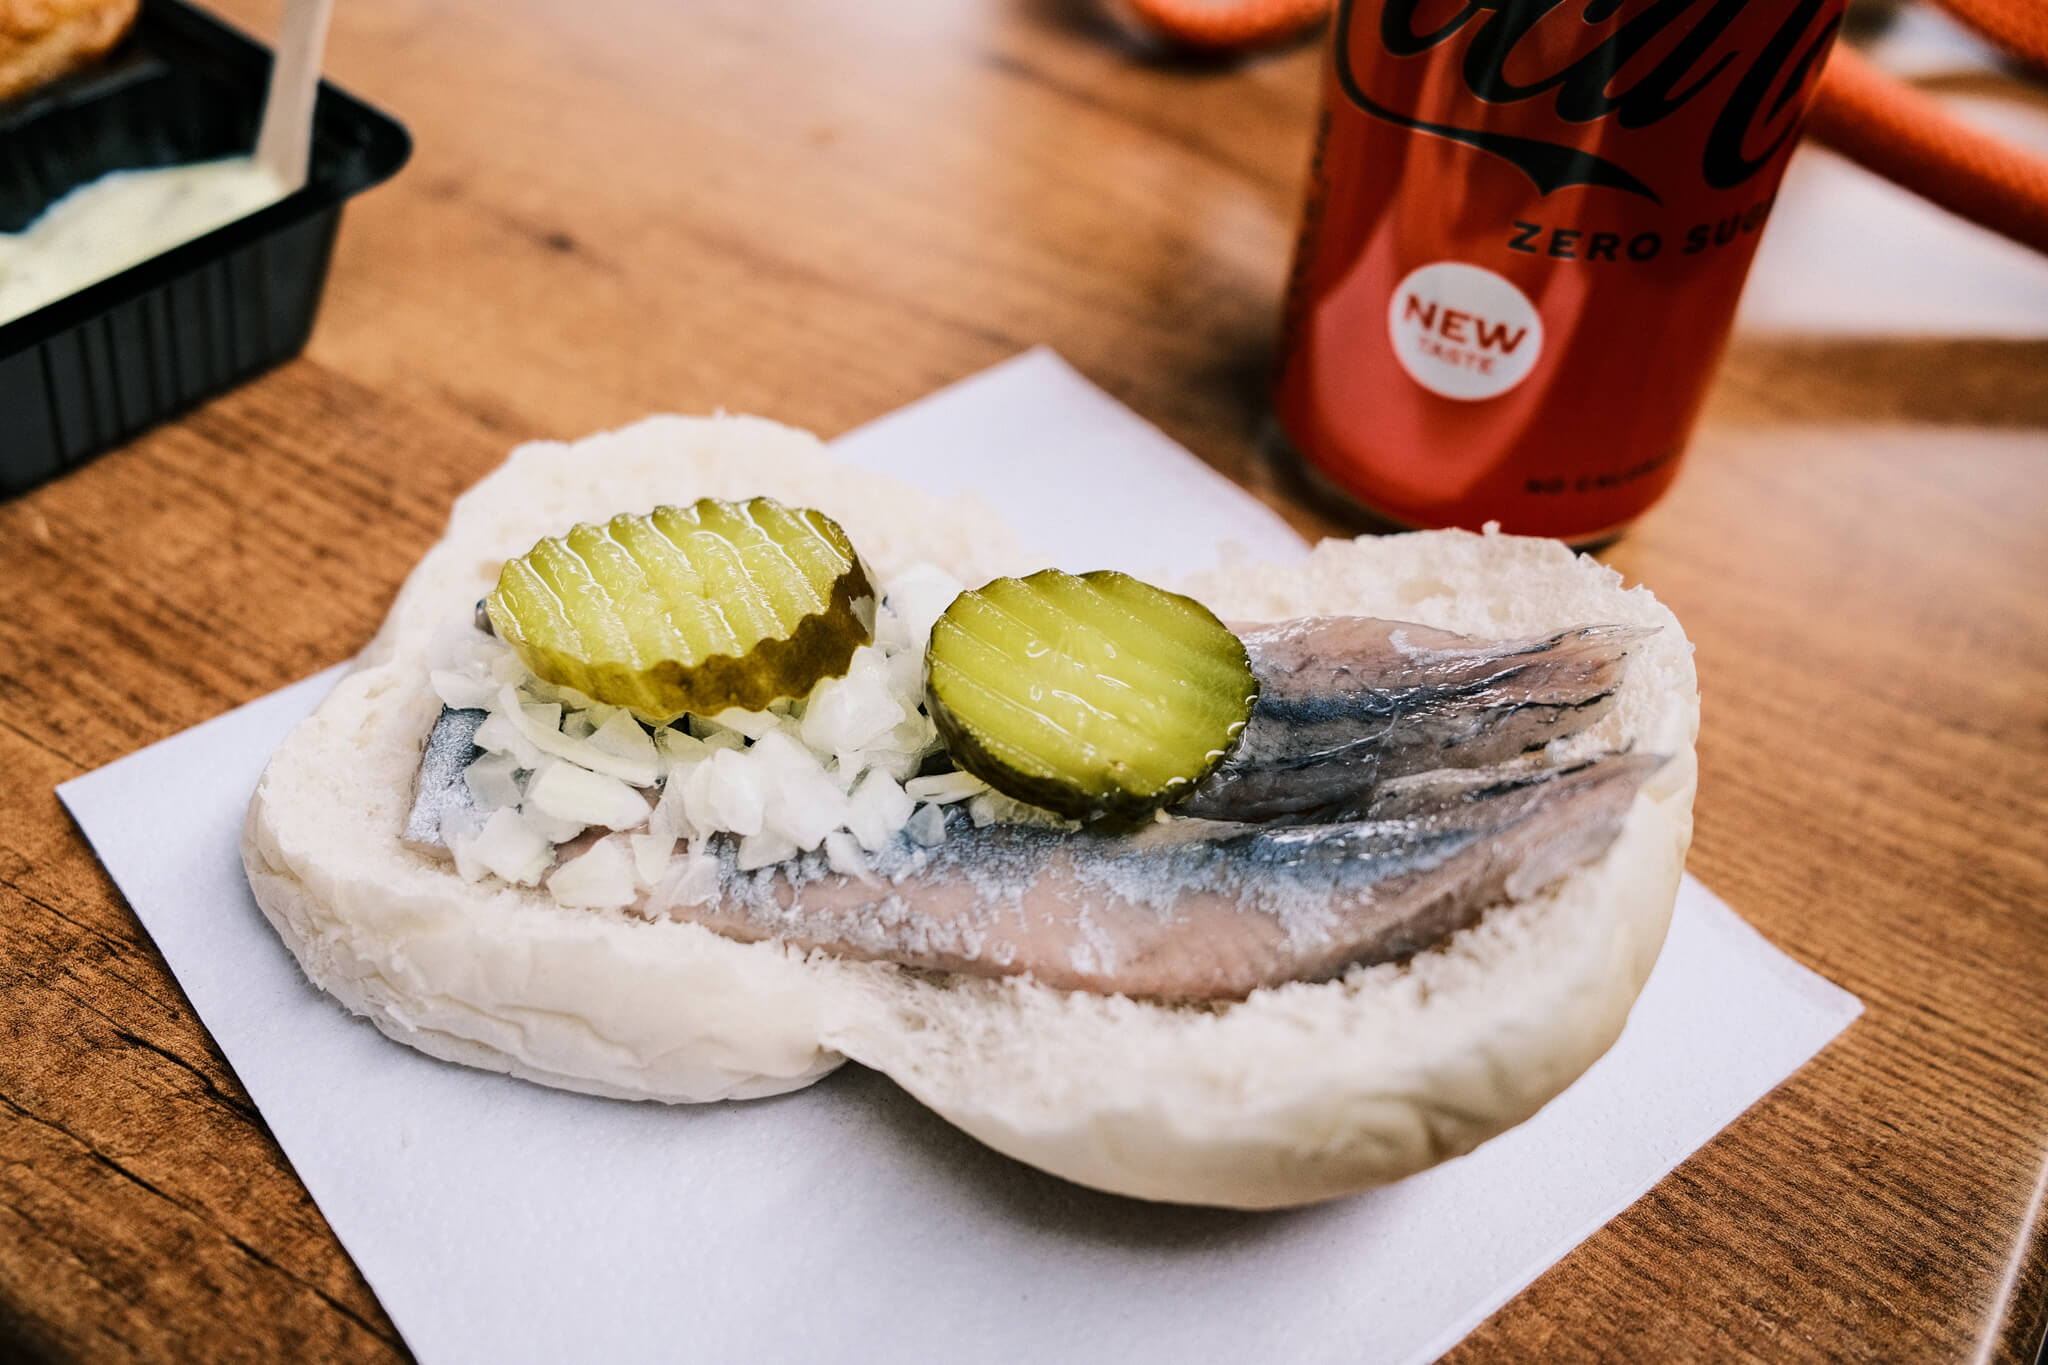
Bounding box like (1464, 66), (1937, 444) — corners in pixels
(1174, 619), (1656, 823)
(650, 751), (1664, 1001)
(402, 706), (486, 855)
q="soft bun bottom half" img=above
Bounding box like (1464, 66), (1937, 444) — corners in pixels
(242, 415), (1698, 1208)
(825, 532), (1696, 1207)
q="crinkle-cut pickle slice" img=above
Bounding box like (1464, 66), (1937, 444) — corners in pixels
(925, 569), (1257, 827)
(485, 497), (876, 723)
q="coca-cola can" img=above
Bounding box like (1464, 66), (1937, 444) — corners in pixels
(1273, 0), (1848, 543)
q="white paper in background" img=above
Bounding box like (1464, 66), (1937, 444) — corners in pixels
(833, 348), (1307, 578)
(60, 353), (1862, 1365)
(1861, 2), (2010, 81)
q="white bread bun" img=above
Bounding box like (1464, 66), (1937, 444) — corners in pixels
(243, 415), (1697, 1207)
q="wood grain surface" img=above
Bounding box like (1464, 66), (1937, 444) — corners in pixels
(3, 1), (2045, 1360)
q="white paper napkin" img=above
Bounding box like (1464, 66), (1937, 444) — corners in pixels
(59, 349), (1860, 1365)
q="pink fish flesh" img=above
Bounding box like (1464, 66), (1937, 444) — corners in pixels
(651, 752), (1662, 1000)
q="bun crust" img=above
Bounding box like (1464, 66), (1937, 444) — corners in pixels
(243, 415), (1698, 1207)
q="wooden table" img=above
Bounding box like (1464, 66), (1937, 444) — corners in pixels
(4, 1), (2045, 1359)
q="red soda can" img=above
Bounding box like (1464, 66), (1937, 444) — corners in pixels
(1274, 0), (1847, 542)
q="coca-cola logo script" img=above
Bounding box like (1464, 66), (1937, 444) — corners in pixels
(1334, 0), (1845, 203)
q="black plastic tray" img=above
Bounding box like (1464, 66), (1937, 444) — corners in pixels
(0, 0), (410, 495)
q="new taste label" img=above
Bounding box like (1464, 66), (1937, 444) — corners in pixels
(1386, 262), (1543, 401)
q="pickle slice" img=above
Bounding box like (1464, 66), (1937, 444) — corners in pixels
(486, 497), (876, 722)
(925, 569), (1257, 827)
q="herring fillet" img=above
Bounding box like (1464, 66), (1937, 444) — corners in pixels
(655, 753), (1664, 1001)
(403, 615), (1663, 998)
(1174, 619), (1655, 823)
(407, 616), (1651, 847)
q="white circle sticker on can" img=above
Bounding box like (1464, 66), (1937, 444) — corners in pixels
(1386, 262), (1544, 402)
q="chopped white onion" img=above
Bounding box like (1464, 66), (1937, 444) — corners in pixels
(473, 710), (545, 770)
(580, 699), (624, 732)
(647, 774), (694, 843)
(747, 728), (818, 779)
(706, 748), (766, 837)
(450, 573), (1003, 896)
(676, 759), (720, 840)
(659, 729), (711, 767)
(905, 770), (988, 804)
(431, 668), (496, 711)
(438, 804), (487, 880)
(824, 830), (875, 882)
(497, 684), (659, 785)
(631, 832), (676, 886)
(736, 830), (799, 871)
(884, 647), (924, 705)
(707, 706), (784, 741)
(873, 748), (923, 783)
(845, 771), (913, 852)
(463, 752), (524, 811)
(906, 802), (948, 847)
(526, 761), (652, 831)
(649, 851), (721, 910)
(764, 765), (851, 852)
(589, 710), (659, 768)
(800, 647), (905, 754)
(685, 715), (747, 751)
(519, 801), (587, 847)
(882, 564), (966, 650)
(458, 807), (551, 886)
(548, 835), (638, 909)
(885, 708), (937, 756)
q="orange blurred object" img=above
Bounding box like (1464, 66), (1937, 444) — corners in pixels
(1812, 43), (2048, 254)
(1107, 0), (1326, 50)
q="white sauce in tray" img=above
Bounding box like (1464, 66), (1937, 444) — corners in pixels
(0, 157), (287, 325)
